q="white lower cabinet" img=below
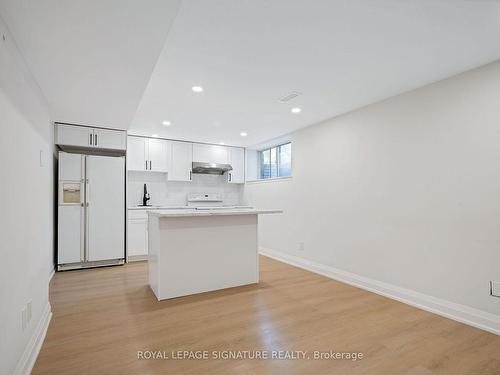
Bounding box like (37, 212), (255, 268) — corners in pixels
(127, 210), (148, 260)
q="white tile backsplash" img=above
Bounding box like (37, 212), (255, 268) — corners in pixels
(127, 171), (243, 207)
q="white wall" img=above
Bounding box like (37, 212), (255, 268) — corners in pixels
(0, 16), (54, 375)
(245, 61), (500, 333)
(128, 172), (243, 207)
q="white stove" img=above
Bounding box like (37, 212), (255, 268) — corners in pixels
(187, 193), (252, 210)
(187, 192), (223, 207)
(194, 206), (253, 211)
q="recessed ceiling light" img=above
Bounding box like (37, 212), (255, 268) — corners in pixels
(152, 134), (159, 138)
(192, 86), (203, 93)
(219, 142), (225, 145)
(240, 132), (247, 137)
(291, 107), (301, 114)
(162, 120), (171, 126)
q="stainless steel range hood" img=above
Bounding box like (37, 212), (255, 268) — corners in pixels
(192, 161), (233, 175)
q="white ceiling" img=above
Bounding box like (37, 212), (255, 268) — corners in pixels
(130, 0), (500, 146)
(0, 0), (181, 129)
(2, 1), (500, 144)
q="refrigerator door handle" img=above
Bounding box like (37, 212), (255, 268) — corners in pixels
(84, 156), (90, 262)
(85, 200), (89, 262)
(80, 179), (85, 262)
(85, 180), (90, 262)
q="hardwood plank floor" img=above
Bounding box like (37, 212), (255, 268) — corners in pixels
(33, 256), (500, 375)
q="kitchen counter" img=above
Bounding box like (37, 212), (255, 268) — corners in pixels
(148, 208), (282, 217)
(148, 207), (282, 300)
(128, 205), (189, 210)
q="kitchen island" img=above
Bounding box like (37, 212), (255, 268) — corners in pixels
(147, 208), (282, 300)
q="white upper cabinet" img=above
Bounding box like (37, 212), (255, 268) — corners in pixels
(193, 144), (229, 164)
(55, 123), (126, 150)
(227, 147), (245, 184)
(93, 128), (126, 150)
(127, 136), (147, 171)
(126, 136), (243, 183)
(56, 124), (93, 148)
(148, 138), (170, 172)
(169, 141), (192, 181)
(127, 136), (170, 172)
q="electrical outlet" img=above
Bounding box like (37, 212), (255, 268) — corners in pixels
(39, 150), (45, 167)
(298, 242), (305, 251)
(21, 300), (33, 331)
(490, 281), (500, 298)
(27, 300), (32, 323)
(21, 307), (28, 331)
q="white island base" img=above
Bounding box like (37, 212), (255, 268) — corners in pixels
(147, 209), (280, 300)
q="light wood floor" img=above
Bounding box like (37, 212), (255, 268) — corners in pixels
(33, 256), (500, 375)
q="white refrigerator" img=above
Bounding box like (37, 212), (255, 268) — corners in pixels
(58, 151), (125, 270)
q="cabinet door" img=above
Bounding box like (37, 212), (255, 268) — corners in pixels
(193, 144), (228, 164)
(56, 124), (92, 147)
(127, 137), (147, 171)
(169, 141), (193, 181)
(148, 139), (170, 172)
(228, 147), (245, 184)
(128, 218), (148, 257)
(94, 128), (126, 150)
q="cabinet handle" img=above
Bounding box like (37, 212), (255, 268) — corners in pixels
(145, 160), (147, 170)
(189, 171), (192, 180)
(150, 160), (152, 170)
(229, 173), (232, 182)
(89, 134), (93, 145)
(94, 134), (98, 146)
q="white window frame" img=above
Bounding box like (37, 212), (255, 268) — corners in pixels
(258, 142), (292, 180)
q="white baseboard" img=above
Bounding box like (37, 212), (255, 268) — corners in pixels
(48, 269), (55, 282)
(127, 254), (148, 262)
(260, 247), (500, 336)
(14, 302), (52, 375)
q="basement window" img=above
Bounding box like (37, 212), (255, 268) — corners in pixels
(259, 142), (291, 179)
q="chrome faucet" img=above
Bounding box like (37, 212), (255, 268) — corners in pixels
(142, 183), (151, 206)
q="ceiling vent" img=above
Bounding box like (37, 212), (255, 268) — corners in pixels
(278, 91), (301, 103)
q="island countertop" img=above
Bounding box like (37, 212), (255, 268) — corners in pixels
(148, 208), (282, 217)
